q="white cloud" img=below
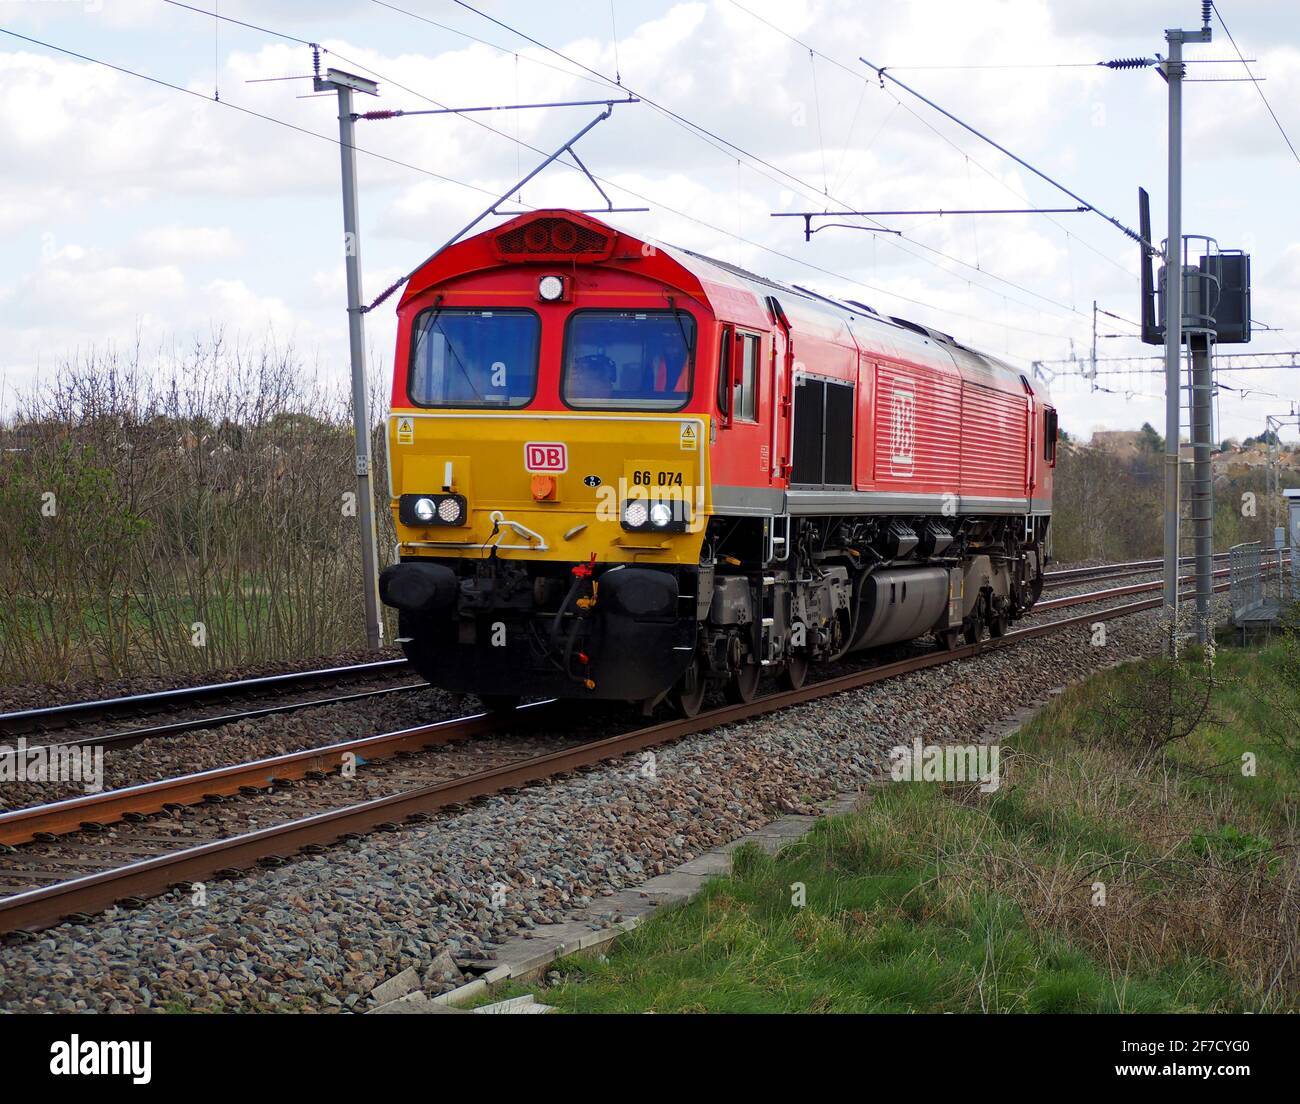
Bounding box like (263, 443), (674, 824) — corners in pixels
(133, 225), (243, 262)
(0, 0), (1295, 441)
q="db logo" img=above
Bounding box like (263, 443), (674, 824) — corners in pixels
(889, 384), (916, 478)
(525, 442), (567, 473)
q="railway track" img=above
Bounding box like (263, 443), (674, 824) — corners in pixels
(6, 549), (1281, 746)
(1037, 569), (1231, 611)
(0, 574), (1234, 938)
(1045, 551), (1217, 589)
(0, 680), (432, 762)
(1042, 548), (1289, 591)
(0, 657), (414, 738)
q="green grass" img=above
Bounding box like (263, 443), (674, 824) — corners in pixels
(491, 637), (1300, 1014)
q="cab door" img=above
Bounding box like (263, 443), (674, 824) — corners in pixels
(716, 323), (771, 481)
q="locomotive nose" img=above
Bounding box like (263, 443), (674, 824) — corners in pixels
(387, 412), (709, 563)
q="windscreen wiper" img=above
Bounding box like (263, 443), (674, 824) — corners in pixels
(423, 296), (484, 401)
(666, 296), (696, 388)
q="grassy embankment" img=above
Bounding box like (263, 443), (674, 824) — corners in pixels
(497, 635), (1299, 1013)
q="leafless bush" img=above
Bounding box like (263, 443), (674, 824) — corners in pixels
(1087, 652), (1218, 773)
(1051, 445), (1163, 563)
(0, 333), (394, 684)
(1051, 442), (1296, 564)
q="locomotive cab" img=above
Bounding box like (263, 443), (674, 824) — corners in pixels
(382, 212), (719, 707)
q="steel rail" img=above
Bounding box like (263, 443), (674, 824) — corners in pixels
(0, 701), (559, 846)
(1037, 569), (1230, 610)
(1042, 550), (1286, 591)
(0, 585), (1223, 936)
(1044, 550), (1231, 582)
(1043, 563), (1193, 589)
(0, 657), (412, 736)
(0, 681), (430, 762)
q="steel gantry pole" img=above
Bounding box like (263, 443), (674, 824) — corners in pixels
(1160, 8), (1213, 647)
(1162, 30), (1185, 638)
(318, 68), (384, 651)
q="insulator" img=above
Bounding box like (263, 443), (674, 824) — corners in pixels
(1203, 1), (1213, 28)
(1102, 57), (1155, 69)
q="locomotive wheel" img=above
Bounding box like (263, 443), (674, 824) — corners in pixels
(478, 694), (521, 713)
(724, 660), (762, 704)
(988, 613), (1009, 638)
(672, 660), (708, 718)
(962, 619), (983, 646)
(779, 654), (809, 691)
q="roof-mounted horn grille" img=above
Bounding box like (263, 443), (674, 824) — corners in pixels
(493, 216), (614, 262)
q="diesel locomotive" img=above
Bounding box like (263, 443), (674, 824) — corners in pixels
(378, 209), (1056, 715)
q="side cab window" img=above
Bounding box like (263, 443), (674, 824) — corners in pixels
(716, 328), (760, 424)
(1044, 406), (1059, 466)
(716, 324), (733, 419)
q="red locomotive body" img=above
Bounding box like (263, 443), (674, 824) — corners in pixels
(381, 210), (1055, 713)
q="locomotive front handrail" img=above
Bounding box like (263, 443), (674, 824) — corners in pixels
(485, 510), (549, 552)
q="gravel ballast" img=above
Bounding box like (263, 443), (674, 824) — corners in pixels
(0, 598), (1209, 1012)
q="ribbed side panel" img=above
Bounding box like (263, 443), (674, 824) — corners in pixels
(871, 362), (961, 492)
(959, 382), (1028, 496)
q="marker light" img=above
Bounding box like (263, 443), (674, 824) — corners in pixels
(538, 274), (565, 302)
(413, 497), (437, 523)
(649, 502), (673, 528)
(622, 500), (649, 529)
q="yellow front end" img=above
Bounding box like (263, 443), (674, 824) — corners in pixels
(387, 410), (711, 565)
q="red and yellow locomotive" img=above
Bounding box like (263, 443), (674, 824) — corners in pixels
(379, 209), (1056, 714)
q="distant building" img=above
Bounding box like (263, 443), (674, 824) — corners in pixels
(1090, 430), (1144, 458)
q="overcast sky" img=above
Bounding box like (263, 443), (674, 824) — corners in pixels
(2, 0), (1298, 442)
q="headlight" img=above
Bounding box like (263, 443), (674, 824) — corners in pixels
(623, 499), (649, 528)
(538, 274), (565, 301)
(620, 498), (689, 533)
(400, 493), (468, 528)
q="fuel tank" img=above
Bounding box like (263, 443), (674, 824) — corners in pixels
(849, 566), (950, 651)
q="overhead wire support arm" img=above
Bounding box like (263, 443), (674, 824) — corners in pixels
(777, 217), (901, 241)
(773, 207), (1088, 241)
(364, 104), (639, 314)
(355, 94), (639, 121)
(533, 144), (645, 217)
(859, 57), (1159, 257)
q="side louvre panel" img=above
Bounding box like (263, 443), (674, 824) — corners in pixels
(958, 382), (1029, 497)
(870, 361), (961, 491)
